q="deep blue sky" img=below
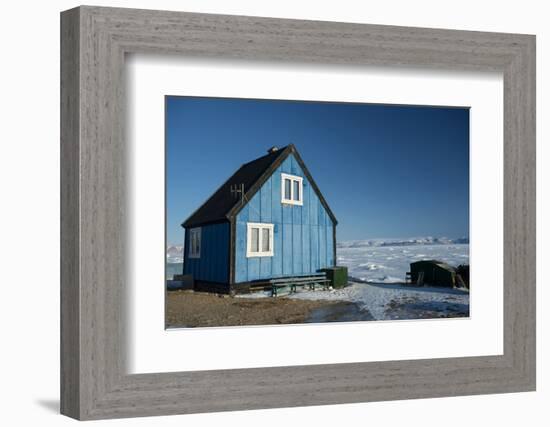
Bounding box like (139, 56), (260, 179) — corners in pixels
(166, 96), (469, 244)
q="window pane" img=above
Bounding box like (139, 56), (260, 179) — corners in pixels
(293, 180), (300, 201)
(251, 228), (259, 252)
(284, 178), (291, 200)
(262, 228), (270, 252)
(191, 231), (199, 255)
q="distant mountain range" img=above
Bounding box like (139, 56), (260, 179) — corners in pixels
(336, 236), (469, 249)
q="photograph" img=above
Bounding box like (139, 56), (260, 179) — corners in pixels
(165, 96), (471, 328)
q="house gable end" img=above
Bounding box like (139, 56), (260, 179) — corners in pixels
(228, 145), (337, 225)
(233, 150), (337, 283)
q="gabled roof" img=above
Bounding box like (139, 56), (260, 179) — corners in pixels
(182, 144), (338, 228)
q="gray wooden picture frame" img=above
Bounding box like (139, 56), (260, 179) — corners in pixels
(60, 5), (536, 420)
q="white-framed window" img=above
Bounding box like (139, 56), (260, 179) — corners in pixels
(246, 223), (274, 257)
(188, 227), (201, 259)
(281, 173), (303, 205)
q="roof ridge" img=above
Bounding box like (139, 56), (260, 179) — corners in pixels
(240, 145), (290, 166)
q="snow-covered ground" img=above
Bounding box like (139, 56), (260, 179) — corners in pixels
(293, 240), (470, 320)
(290, 282), (469, 320)
(337, 240), (469, 283)
(239, 239), (470, 320)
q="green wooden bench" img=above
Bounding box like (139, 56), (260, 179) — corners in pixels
(270, 274), (330, 297)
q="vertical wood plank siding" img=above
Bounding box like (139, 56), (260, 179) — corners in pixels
(235, 154), (335, 283)
(183, 222), (230, 283)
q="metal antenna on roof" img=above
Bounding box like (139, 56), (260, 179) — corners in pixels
(230, 183), (245, 206)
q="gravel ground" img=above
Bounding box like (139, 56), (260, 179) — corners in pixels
(166, 290), (371, 328)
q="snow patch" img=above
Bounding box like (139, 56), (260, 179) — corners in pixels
(290, 282), (469, 320)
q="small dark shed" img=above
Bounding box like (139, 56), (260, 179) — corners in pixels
(410, 260), (457, 287)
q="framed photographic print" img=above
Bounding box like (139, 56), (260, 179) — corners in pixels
(164, 97), (471, 328)
(61, 6), (536, 420)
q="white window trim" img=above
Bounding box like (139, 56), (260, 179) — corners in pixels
(281, 173), (304, 206)
(188, 227), (201, 259)
(246, 223), (274, 258)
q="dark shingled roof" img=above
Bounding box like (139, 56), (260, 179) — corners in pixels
(182, 146), (289, 228)
(182, 144), (338, 228)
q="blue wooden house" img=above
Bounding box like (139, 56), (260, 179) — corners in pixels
(181, 144), (337, 293)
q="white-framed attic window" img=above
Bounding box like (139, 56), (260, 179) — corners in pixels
(246, 223), (274, 257)
(188, 227), (201, 259)
(281, 173), (303, 206)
